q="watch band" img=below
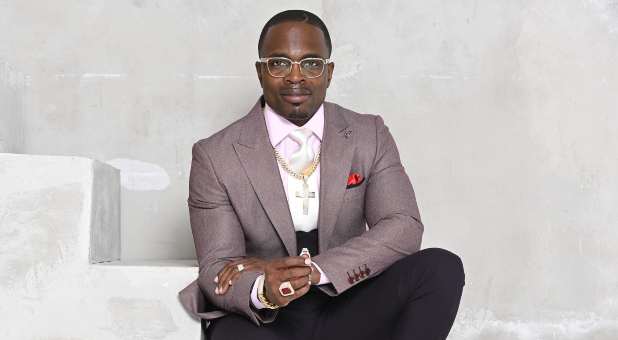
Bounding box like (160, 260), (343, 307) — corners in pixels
(256, 275), (280, 310)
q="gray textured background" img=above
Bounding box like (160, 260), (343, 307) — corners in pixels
(1, 1), (617, 338)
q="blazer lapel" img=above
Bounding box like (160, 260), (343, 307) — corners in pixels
(318, 101), (355, 253)
(233, 98), (297, 256)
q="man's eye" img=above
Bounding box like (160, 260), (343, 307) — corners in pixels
(271, 60), (289, 67)
(303, 60), (321, 68)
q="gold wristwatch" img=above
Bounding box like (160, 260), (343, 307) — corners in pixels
(256, 275), (280, 310)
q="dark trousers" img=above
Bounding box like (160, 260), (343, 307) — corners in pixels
(203, 247), (465, 340)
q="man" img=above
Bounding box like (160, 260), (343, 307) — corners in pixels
(179, 9), (465, 340)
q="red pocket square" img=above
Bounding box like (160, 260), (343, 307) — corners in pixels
(347, 172), (364, 187)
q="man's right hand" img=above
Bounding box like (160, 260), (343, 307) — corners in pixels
(263, 256), (313, 307)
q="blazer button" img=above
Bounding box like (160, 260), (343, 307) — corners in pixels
(364, 264), (371, 276)
(353, 269), (360, 281)
(359, 266), (366, 278)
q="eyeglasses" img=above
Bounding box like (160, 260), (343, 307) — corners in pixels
(258, 57), (331, 78)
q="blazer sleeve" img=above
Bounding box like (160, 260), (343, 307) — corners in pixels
(312, 114), (424, 296)
(188, 141), (278, 326)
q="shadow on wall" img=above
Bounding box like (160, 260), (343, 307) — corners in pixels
(0, 60), (28, 154)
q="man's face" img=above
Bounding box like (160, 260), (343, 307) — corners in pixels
(255, 21), (335, 126)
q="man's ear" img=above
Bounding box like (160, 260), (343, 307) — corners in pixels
(326, 62), (335, 88)
(255, 61), (264, 88)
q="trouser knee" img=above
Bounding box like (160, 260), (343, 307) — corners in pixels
(397, 247), (465, 286)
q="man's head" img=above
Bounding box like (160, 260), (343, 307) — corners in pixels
(255, 10), (335, 126)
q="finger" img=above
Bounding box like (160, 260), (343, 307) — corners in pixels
(276, 278), (305, 296)
(300, 253), (312, 268)
(216, 260), (242, 283)
(278, 285), (307, 306)
(276, 256), (311, 269)
(289, 276), (311, 289)
(219, 261), (259, 294)
(217, 260), (252, 293)
(216, 264), (238, 293)
(290, 281), (311, 300)
(279, 266), (312, 281)
(219, 260), (263, 294)
(219, 270), (242, 294)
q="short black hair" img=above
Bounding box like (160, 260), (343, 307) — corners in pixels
(258, 10), (332, 58)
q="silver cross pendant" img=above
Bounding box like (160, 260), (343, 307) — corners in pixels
(295, 176), (315, 215)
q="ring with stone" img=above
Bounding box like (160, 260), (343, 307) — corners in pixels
(278, 281), (295, 297)
(236, 264), (245, 272)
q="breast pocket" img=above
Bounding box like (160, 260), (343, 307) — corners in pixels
(343, 183), (366, 201)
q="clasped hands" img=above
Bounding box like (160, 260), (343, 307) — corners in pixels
(214, 254), (321, 307)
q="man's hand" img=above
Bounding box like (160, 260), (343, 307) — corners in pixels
(262, 256), (313, 307)
(214, 257), (267, 295)
(215, 256), (316, 306)
(258, 256), (317, 307)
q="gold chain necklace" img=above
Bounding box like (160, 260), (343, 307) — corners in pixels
(273, 147), (321, 180)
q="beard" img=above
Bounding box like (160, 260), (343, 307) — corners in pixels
(286, 103), (310, 119)
(288, 109), (308, 118)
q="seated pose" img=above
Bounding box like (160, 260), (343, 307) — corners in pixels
(179, 9), (465, 340)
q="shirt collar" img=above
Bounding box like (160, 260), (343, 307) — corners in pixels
(263, 102), (324, 147)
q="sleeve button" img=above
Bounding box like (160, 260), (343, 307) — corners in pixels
(353, 269), (360, 281)
(347, 271), (355, 284)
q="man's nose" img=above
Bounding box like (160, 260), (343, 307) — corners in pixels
(285, 63), (304, 83)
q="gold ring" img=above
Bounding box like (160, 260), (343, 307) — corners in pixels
(278, 281), (295, 297)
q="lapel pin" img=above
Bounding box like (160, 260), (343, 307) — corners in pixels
(343, 129), (352, 138)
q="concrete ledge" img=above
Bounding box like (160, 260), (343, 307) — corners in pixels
(0, 153), (120, 264)
(99, 259), (197, 267)
(0, 154), (200, 339)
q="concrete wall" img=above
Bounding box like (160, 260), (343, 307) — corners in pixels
(1, 1), (617, 339)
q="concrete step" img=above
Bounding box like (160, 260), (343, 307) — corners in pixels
(0, 153), (201, 339)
